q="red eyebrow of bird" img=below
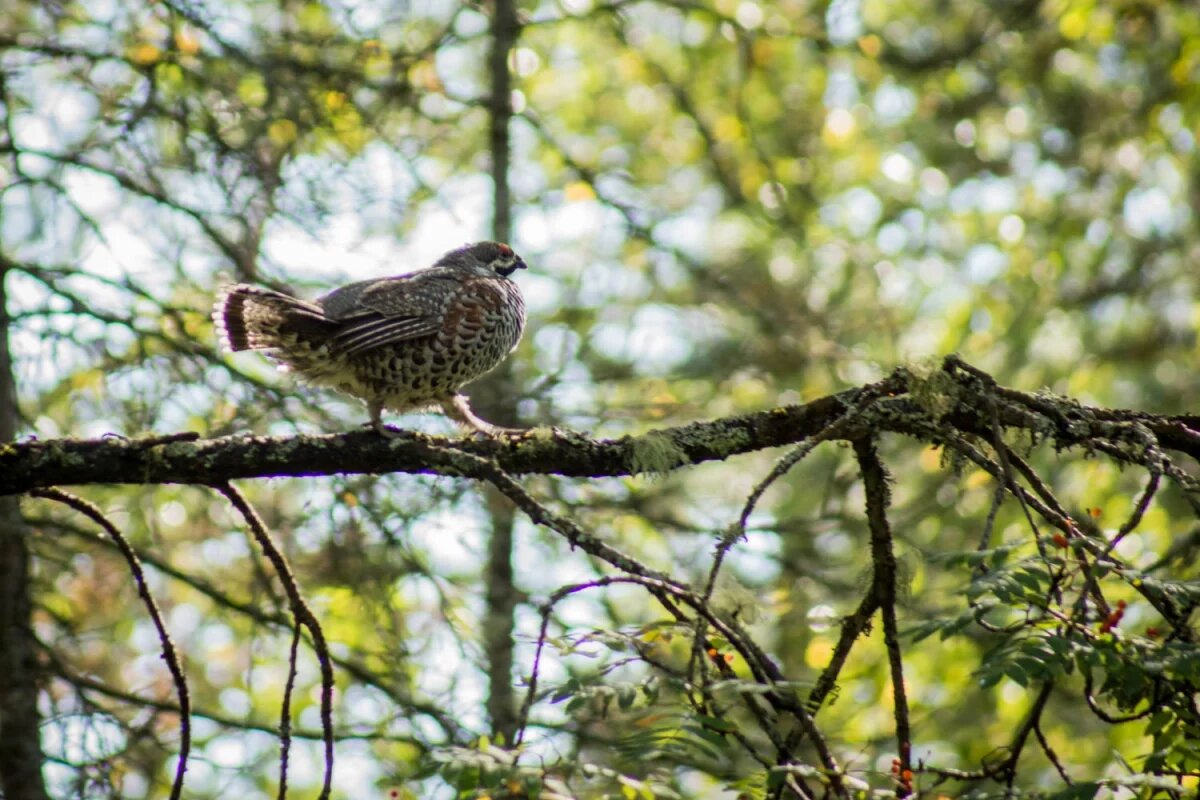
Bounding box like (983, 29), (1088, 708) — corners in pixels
(497, 243), (513, 257)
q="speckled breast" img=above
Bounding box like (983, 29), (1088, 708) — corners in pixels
(353, 275), (525, 408)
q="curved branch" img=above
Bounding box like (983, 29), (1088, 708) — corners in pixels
(29, 488), (192, 800)
(216, 483), (335, 800)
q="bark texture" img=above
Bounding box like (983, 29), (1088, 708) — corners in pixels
(0, 265), (49, 798)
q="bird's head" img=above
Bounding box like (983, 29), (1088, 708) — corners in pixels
(481, 241), (527, 277)
(445, 241), (527, 277)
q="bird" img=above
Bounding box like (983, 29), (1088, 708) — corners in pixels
(212, 241), (527, 436)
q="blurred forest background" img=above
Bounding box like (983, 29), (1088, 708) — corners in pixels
(3, 0), (1200, 798)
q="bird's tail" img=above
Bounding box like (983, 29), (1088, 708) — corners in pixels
(213, 285), (334, 353)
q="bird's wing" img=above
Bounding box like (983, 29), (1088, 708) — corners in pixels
(320, 271), (456, 356)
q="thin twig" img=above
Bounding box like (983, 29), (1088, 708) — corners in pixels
(278, 622), (302, 800)
(1034, 722), (1071, 783)
(515, 574), (844, 795)
(692, 392), (881, 708)
(805, 591), (879, 714)
(1003, 681), (1054, 787)
(1102, 469), (1161, 558)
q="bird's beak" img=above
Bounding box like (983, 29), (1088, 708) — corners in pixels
(515, 257), (528, 270)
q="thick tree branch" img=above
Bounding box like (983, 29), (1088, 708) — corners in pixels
(0, 382), (887, 493)
(4, 360), (1198, 497)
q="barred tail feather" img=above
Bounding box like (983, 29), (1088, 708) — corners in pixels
(213, 285), (333, 353)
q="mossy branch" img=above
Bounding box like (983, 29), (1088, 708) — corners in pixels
(3, 357), (1198, 495)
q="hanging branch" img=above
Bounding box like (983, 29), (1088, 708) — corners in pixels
(215, 482), (336, 800)
(278, 622), (303, 800)
(29, 487), (192, 800)
(853, 437), (912, 798)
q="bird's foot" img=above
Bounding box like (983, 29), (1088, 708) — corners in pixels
(370, 419), (407, 439)
(467, 423), (528, 440)
(442, 394), (527, 439)
(367, 401), (411, 439)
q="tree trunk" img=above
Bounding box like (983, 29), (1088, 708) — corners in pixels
(479, 0), (522, 742)
(0, 265), (49, 798)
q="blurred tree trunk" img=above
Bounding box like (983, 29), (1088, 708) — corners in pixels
(0, 268), (48, 798)
(478, 0), (522, 743)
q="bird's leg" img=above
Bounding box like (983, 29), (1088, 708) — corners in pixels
(441, 394), (525, 436)
(367, 399), (402, 438)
